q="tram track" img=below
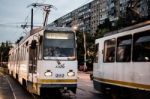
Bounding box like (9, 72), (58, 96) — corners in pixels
(1, 72), (75, 99)
(5, 76), (17, 99)
(0, 68), (15, 98)
(2, 74), (34, 99)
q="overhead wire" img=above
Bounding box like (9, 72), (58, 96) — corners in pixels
(0, 23), (23, 28)
(22, 0), (44, 29)
(28, 0), (48, 26)
(1, 0), (51, 29)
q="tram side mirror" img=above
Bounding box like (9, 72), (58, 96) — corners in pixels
(31, 40), (37, 49)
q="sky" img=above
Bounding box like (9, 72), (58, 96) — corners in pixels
(0, 0), (93, 43)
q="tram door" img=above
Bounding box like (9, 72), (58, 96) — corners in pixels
(28, 40), (37, 83)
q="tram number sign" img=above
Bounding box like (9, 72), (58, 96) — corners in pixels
(55, 74), (64, 78)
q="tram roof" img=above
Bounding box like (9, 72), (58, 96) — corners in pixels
(45, 26), (74, 32)
(104, 20), (150, 37)
(16, 26), (73, 45)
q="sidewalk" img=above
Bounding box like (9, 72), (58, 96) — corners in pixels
(78, 71), (92, 81)
(78, 70), (92, 74)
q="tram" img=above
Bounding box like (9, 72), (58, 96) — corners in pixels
(93, 21), (150, 98)
(8, 26), (77, 95)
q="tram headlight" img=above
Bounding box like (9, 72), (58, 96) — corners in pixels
(67, 70), (75, 77)
(44, 70), (52, 77)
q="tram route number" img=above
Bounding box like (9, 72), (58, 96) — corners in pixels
(55, 74), (64, 78)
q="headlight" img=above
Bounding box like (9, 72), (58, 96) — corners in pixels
(67, 70), (75, 77)
(44, 70), (52, 77)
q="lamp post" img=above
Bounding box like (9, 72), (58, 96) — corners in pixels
(83, 27), (87, 71)
(72, 24), (87, 71)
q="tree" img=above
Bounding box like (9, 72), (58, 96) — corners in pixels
(76, 29), (96, 71)
(76, 30), (84, 66)
(95, 18), (111, 39)
(0, 41), (13, 64)
(85, 33), (95, 70)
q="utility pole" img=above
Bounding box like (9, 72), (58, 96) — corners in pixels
(31, 8), (33, 32)
(82, 18), (87, 71)
(83, 26), (87, 71)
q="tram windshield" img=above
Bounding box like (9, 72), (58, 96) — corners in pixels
(43, 32), (75, 60)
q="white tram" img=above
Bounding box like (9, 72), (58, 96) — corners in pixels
(8, 27), (77, 95)
(93, 21), (150, 97)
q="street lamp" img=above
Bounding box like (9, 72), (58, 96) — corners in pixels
(72, 25), (78, 40)
(72, 25), (78, 31)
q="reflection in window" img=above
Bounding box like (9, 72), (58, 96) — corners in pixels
(117, 35), (132, 62)
(133, 31), (150, 62)
(44, 47), (74, 57)
(104, 38), (116, 62)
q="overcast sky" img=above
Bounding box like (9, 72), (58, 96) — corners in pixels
(0, 0), (93, 43)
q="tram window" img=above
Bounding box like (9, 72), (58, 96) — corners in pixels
(117, 35), (132, 62)
(43, 32), (75, 59)
(23, 47), (25, 60)
(29, 47), (37, 73)
(133, 31), (150, 62)
(104, 38), (116, 62)
(20, 48), (22, 61)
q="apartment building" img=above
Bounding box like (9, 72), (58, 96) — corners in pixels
(91, 0), (108, 35)
(49, 2), (92, 34)
(49, 0), (148, 35)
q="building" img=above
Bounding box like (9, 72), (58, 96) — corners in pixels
(91, 0), (108, 35)
(49, 2), (92, 34)
(49, 0), (149, 35)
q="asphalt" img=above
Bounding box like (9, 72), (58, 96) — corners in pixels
(0, 67), (33, 99)
(0, 71), (15, 99)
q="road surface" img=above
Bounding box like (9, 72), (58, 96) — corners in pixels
(0, 69), (109, 99)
